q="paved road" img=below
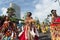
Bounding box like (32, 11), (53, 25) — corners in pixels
(39, 32), (51, 40)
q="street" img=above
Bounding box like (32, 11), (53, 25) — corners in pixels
(39, 32), (51, 40)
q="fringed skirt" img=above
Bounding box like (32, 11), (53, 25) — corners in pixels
(50, 24), (60, 40)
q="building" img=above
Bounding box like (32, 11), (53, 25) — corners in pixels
(10, 3), (21, 19)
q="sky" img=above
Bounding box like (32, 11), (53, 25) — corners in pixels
(0, 0), (60, 22)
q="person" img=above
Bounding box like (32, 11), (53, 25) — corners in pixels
(41, 22), (46, 33)
(36, 20), (42, 33)
(50, 10), (60, 40)
(2, 16), (10, 33)
(11, 22), (18, 40)
(50, 10), (57, 40)
(19, 12), (38, 40)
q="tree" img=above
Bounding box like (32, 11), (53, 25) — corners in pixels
(7, 7), (16, 17)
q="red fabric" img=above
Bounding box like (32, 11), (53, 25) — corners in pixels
(50, 17), (60, 28)
(34, 35), (38, 40)
(19, 32), (25, 40)
(50, 24), (56, 28)
(19, 26), (28, 40)
(54, 17), (60, 22)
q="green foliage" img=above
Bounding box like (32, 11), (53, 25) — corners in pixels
(7, 7), (15, 13)
(7, 7), (15, 17)
(0, 16), (3, 19)
(9, 17), (24, 23)
(18, 19), (24, 21)
(10, 17), (17, 22)
(0, 15), (24, 23)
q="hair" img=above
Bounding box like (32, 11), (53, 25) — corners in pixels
(51, 10), (57, 17)
(50, 14), (52, 16)
(51, 9), (56, 13)
(27, 12), (32, 16)
(4, 16), (9, 21)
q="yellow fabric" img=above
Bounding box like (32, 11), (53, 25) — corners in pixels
(45, 26), (48, 31)
(42, 29), (46, 33)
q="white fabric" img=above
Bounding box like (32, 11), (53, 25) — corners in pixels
(35, 28), (39, 37)
(11, 32), (14, 37)
(11, 31), (14, 39)
(25, 30), (28, 39)
(30, 28), (36, 37)
(18, 30), (24, 37)
(21, 26), (24, 31)
(18, 26), (24, 37)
